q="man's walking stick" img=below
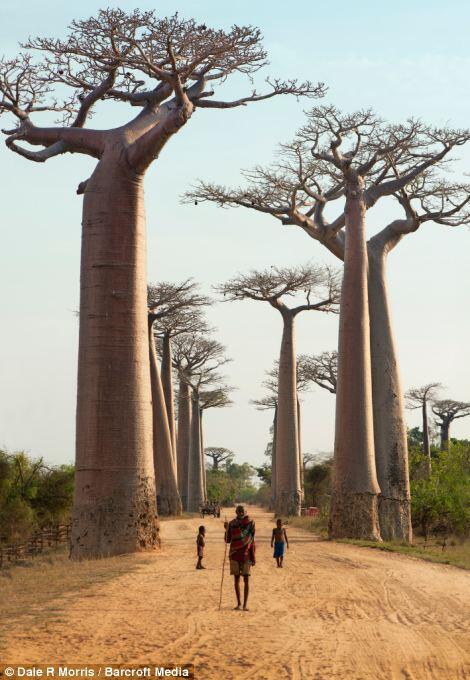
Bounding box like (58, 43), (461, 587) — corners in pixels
(218, 516), (228, 611)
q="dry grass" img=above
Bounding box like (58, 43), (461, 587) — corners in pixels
(338, 535), (470, 570)
(0, 546), (156, 637)
(287, 516), (469, 569)
(288, 514), (329, 537)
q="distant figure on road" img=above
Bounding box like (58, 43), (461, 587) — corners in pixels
(196, 525), (206, 570)
(224, 505), (255, 611)
(271, 518), (289, 568)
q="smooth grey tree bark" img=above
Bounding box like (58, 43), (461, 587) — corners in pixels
(148, 318), (182, 516)
(177, 379), (192, 510)
(187, 391), (205, 512)
(276, 311), (302, 516)
(329, 175), (381, 540)
(367, 238), (411, 541)
(161, 332), (178, 475)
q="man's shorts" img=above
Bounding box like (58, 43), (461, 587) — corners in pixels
(273, 542), (285, 558)
(230, 559), (251, 576)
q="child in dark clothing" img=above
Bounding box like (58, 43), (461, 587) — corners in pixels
(196, 525), (206, 569)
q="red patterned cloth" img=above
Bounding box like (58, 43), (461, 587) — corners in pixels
(225, 515), (256, 563)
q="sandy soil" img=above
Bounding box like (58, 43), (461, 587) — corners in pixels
(3, 507), (469, 679)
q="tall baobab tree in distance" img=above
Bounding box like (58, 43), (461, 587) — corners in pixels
(189, 107), (470, 541)
(148, 279), (210, 466)
(405, 383), (442, 474)
(252, 357), (313, 508)
(172, 334), (231, 511)
(0, 10), (323, 559)
(432, 400), (470, 451)
(205, 447), (234, 470)
(218, 264), (339, 515)
(147, 308), (181, 516)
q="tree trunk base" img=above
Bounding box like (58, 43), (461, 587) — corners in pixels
(157, 492), (182, 516)
(378, 496), (412, 543)
(275, 491), (301, 517)
(70, 475), (159, 560)
(187, 499), (204, 513)
(329, 492), (382, 541)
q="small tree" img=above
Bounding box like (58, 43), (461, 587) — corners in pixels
(199, 387), (234, 500)
(218, 264), (339, 515)
(432, 400), (470, 451)
(405, 383), (442, 474)
(204, 447), (234, 470)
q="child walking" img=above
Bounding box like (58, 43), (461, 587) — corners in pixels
(271, 518), (289, 568)
(196, 525), (206, 569)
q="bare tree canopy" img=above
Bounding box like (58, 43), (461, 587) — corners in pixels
(204, 447), (234, 469)
(1, 9), (324, 169)
(299, 351), (338, 394)
(405, 383), (442, 409)
(172, 333), (230, 391)
(200, 386), (234, 411)
(148, 279), (210, 318)
(216, 263), (340, 315)
(432, 399), (470, 425)
(147, 279), (211, 340)
(251, 355), (314, 410)
(186, 106), (470, 255)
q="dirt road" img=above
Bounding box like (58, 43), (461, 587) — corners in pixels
(3, 507), (469, 679)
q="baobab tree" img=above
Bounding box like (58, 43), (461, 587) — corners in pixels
(147, 308), (181, 516)
(205, 447), (234, 470)
(300, 351), (338, 394)
(218, 264), (339, 515)
(252, 357), (313, 508)
(405, 383), (442, 474)
(189, 107), (470, 540)
(172, 334), (230, 511)
(148, 279), (210, 465)
(432, 400), (470, 451)
(0, 10), (323, 558)
(147, 282), (209, 515)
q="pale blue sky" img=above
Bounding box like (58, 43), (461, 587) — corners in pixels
(1, 1), (469, 467)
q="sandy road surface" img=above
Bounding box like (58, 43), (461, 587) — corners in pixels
(3, 507), (469, 679)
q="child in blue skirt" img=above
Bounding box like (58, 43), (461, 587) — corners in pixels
(271, 518), (289, 568)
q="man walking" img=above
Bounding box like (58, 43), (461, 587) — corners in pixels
(224, 505), (256, 611)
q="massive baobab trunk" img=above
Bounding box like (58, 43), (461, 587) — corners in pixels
(148, 319), (182, 516)
(275, 312), (301, 516)
(368, 245), (412, 542)
(187, 393), (205, 512)
(161, 333), (178, 473)
(177, 379), (192, 510)
(330, 176), (381, 541)
(72, 160), (159, 558)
